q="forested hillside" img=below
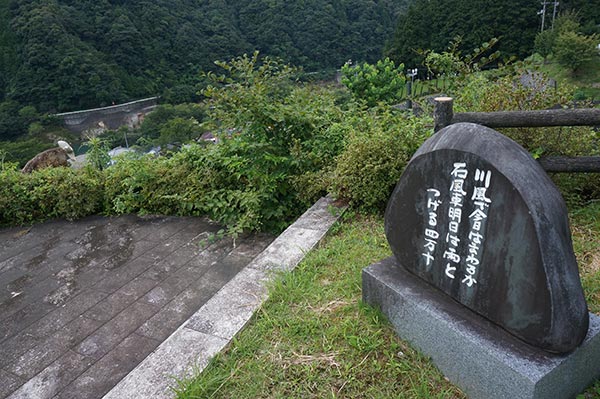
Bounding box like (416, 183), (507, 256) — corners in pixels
(0, 0), (410, 113)
(386, 0), (599, 68)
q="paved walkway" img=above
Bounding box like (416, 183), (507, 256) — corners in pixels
(0, 215), (273, 399)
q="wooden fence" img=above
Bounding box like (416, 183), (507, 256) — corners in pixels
(433, 97), (600, 173)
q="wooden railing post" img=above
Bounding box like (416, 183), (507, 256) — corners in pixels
(433, 97), (453, 132)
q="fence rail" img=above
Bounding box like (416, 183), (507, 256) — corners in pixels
(433, 97), (600, 173)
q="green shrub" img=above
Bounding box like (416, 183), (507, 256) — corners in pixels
(103, 153), (193, 216)
(85, 137), (111, 170)
(330, 108), (432, 211)
(0, 167), (103, 225)
(195, 52), (346, 233)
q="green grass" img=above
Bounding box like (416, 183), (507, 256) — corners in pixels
(573, 202), (600, 399)
(531, 56), (600, 101)
(174, 213), (464, 399)
(176, 203), (600, 399)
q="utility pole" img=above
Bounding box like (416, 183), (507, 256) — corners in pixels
(539, 1), (559, 32)
(539, 1), (547, 32)
(551, 1), (559, 29)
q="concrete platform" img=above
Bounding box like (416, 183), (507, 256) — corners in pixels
(0, 215), (273, 399)
(103, 196), (345, 399)
(0, 197), (345, 399)
(362, 257), (600, 399)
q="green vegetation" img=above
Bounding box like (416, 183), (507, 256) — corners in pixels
(0, 0), (407, 114)
(533, 57), (600, 102)
(534, 13), (600, 76)
(452, 70), (597, 156)
(386, 0), (598, 69)
(386, 0), (538, 68)
(330, 109), (431, 211)
(341, 58), (406, 106)
(1, 52), (599, 232)
(0, 2), (599, 394)
(174, 203), (600, 398)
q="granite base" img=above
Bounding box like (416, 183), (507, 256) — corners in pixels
(362, 257), (600, 399)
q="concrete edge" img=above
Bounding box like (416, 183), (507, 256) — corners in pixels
(102, 196), (346, 399)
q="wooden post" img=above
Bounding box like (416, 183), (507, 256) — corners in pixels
(433, 97), (453, 132)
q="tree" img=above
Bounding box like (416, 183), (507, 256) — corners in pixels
(554, 31), (599, 74)
(2, 0), (406, 112)
(534, 12), (600, 74)
(534, 29), (556, 58)
(341, 58), (406, 106)
(157, 117), (201, 146)
(386, 0), (538, 68)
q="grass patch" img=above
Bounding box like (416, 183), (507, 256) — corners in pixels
(176, 203), (600, 398)
(532, 57), (600, 101)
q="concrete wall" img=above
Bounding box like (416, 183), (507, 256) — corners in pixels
(54, 97), (159, 135)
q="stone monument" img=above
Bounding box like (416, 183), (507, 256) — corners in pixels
(363, 123), (600, 398)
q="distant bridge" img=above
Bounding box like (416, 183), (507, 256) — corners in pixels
(54, 97), (159, 134)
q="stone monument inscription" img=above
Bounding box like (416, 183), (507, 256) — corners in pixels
(385, 122), (588, 353)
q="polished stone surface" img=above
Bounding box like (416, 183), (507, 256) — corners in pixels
(385, 122), (588, 353)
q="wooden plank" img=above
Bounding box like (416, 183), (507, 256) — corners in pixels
(538, 156), (600, 173)
(452, 108), (600, 128)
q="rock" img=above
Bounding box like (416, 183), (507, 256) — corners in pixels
(21, 141), (76, 173)
(384, 122), (588, 353)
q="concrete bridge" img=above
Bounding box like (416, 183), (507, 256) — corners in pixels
(54, 97), (159, 135)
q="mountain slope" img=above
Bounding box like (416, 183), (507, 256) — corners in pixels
(1, 0), (410, 112)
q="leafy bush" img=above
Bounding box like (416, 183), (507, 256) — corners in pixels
(0, 167), (104, 225)
(424, 38), (500, 76)
(330, 108), (432, 211)
(103, 153), (193, 216)
(85, 137), (111, 170)
(196, 53), (345, 232)
(453, 68), (600, 206)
